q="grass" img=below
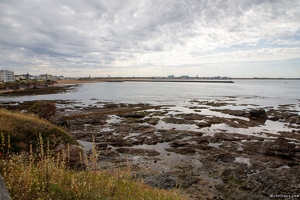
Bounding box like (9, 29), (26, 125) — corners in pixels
(0, 109), (183, 199)
(0, 135), (182, 200)
(0, 109), (78, 153)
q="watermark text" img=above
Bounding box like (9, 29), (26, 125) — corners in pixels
(270, 193), (300, 199)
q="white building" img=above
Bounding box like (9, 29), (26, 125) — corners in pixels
(37, 74), (55, 81)
(0, 70), (15, 82)
(14, 75), (27, 81)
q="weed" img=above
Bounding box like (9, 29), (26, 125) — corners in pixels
(0, 133), (183, 200)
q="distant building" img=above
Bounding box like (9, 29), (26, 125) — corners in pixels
(14, 74), (27, 81)
(15, 73), (35, 80)
(0, 70), (15, 82)
(37, 74), (55, 81)
(180, 75), (189, 79)
(167, 75), (174, 78)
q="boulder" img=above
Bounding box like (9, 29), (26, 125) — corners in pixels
(28, 101), (56, 120)
(249, 109), (267, 120)
(142, 174), (177, 189)
(0, 175), (11, 200)
(116, 148), (160, 156)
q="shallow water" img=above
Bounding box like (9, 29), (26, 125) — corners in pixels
(1, 79), (299, 141)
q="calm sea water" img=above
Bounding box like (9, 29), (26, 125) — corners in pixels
(1, 80), (300, 111)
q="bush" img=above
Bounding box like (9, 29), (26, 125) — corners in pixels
(29, 101), (56, 120)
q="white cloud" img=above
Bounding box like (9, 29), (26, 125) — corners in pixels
(0, 0), (299, 77)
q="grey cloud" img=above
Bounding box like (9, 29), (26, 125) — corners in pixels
(0, 0), (299, 76)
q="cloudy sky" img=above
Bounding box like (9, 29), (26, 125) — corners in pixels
(0, 0), (300, 78)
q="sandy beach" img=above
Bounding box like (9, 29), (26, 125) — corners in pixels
(0, 89), (13, 94)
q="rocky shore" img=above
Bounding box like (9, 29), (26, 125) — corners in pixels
(1, 95), (299, 199)
(0, 84), (78, 96)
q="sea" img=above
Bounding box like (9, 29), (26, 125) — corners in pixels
(1, 79), (299, 113)
(1, 79), (299, 150)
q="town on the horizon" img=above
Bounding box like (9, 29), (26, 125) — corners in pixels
(0, 69), (299, 83)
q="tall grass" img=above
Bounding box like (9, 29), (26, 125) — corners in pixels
(0, 134), (183, 200)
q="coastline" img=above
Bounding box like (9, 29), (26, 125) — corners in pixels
(56, 78), (234, 85)
(0, 80), (299, 199)
(124, 79), (234, 83)
(24, 77), (300, 86)
(1, 98), (299, 199)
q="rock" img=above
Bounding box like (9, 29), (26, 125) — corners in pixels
(179, 174), (199, 188)
(249, 109), (267, 120)
(96, 143), (108, 150)
(264, 136), (300, 161)
(142, 174), (177, 189)
(117, 113), (145, 118)
(268, 115), (279, 121)
(211, 109), (248, 117)
(216, 153), (235, 163)
(116, 148), (160, 156)
(0, 175), (11, 200)
(34, 101), (300, 199)
(147, 118), (160, 125)
(107, 138), (129, 147)
(54, 144), (86, 169)
(51, 114), (68, 127)
(169, 141), (188, 147)
(267, 109), (299, 124)
(196, 137), (209, 144)
(165, 147), (196, 155)
(28, 101), (56, 120)
(196, 122), (212, 128)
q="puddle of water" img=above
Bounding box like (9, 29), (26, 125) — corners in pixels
(123, 133), (141, 139)
(201, 122), (285, 139)
(235, 157), (251, 167)
(100, 126), (114, 132)
(107, 115), (122, 124)
(166, 106), (197, 115)
(78, 140), (95, 151)
(208, 142), (222, 148)
(154, 120), (200, 131)
(129, 143), (203, 173)
(277, 165), (290, 170)
(200, 109), (249, 120)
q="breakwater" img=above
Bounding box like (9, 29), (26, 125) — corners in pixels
(124, 78), (234, 83)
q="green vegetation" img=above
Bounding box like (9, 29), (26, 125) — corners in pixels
(28, 101), (57, 120)
(0, 80), (57, 90)
(0, 109), (183, 199)
(0, 109), (78, 153)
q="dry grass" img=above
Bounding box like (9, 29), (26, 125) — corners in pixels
(0, 134), (182, 200)
(0, 109), (78, 153)
(0, 109), (183, 199)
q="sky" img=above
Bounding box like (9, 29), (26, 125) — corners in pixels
(0, 0), (300, 78)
